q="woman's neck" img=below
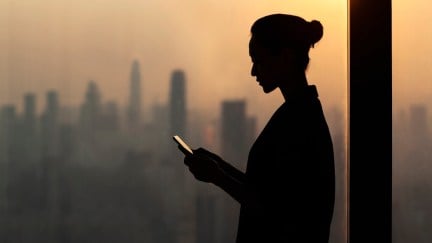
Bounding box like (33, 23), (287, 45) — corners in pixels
(279, 73), (308, 101)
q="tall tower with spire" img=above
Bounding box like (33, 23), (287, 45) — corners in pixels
(128, 60), (142, 129)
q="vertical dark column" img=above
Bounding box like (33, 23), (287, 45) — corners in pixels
(349, 1), (392, 243)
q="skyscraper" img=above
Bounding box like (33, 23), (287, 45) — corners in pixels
(410, 104), (428, 137)
(46, 91), (59, 120)
(41, 91), (60, 158)
(21, 93), (39, 165)
(128, 60), (142, 129)
(169, 70), (187, 138)
(218, 99), (249, 243)
(23, 93), (37, 135)
(221, 100), (248, 166)
(0, 105), (16, 214)
(409, 104), (430, 150)
(79, 81), (102, 134)
(168, 70), (194, 243)
(101, 101), (119, 131)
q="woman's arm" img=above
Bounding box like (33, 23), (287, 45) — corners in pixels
(212, 168), (246, 203)
(194, 148), (246, 184)
(184, 149), (261, 207)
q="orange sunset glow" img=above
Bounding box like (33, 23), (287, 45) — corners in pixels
(0, 0), (348, 129)
(3, 0), (430, 242)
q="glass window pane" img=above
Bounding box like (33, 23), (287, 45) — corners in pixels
(393, 1), (432, 242)
(0, 1), (347, 242)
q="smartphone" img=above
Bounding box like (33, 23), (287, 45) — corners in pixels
(173, 135), (194, 155)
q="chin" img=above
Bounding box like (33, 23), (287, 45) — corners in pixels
(262, 86), (277, 93)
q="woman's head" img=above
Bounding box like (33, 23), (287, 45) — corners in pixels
(249, 14), (323, 93)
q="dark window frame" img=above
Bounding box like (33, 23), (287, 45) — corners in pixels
(349, 0), (392, 242)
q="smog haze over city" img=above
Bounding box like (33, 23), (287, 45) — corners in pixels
(0, 0), (349, 130)
(0, 0), (431, 243)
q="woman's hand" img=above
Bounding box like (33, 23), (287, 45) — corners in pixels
(183, 148), (223, 183)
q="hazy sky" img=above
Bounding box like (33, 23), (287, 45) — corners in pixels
(393, 0), (432, 111)
(1, 1), (428, 129)
(0, 0), (348, 129)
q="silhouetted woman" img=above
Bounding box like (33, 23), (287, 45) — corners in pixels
(182, 13), (335, 243)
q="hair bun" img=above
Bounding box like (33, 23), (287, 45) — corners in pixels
(308, 20), (323, 47)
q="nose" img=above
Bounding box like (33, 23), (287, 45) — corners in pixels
(251, 63), (257, 77)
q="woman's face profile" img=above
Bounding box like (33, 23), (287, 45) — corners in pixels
(249, 37), (295, 94)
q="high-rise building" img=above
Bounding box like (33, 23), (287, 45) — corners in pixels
(0, 106), (17, 161)
(0, 106), (18, 162)
(196, 190), (216, 243)
(101, 101), (119, 131)
(20, 93), (39, 165)
(23, 93), (37, 135)
(217, 99), (250, 243)
(128, 60), (142, 129)
(79, 81), (102, 134)
(44, 91), (59, 125)
(409, 104), (430, 151)
(169, 70), (187, 138)
(324, 106), (347, 243)
(168, 70), (195, 243)
(148, 102), (169, 159)
(410, 104), (429, 142)
(41, 91), (60, 158)
(221, 100), (248, 166)
(0, 105), (16, 216)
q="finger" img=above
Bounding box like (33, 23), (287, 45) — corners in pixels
(178, 145), (191, 156)
(195, 148), (221, 162)
(189, 166), (200, 179)
(194, 148), (212, 158)
(184, 155), (193, 166)
(193, 147), (205, 154)
(184, 154), (200, 167)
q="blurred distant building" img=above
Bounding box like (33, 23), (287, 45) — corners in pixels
(59, 124), (76, 160)
(324, 106), (347, 243)
(409, 104), (429, 147)
(127, 60), (142, 130)
(168, 69), (195, 243)
(217, 99), (253, 243)
(406, 104), (432, 178)
(41, 91), (60, 158)
(196, 189), (216, 243)
(169, 70), (187, 138)
(100, 101), (120, 131)
(23, 93), (37, 136)
(79, 81), (102, 139)
(0, 105), (17, 213)
(221, 100), (248, 167)
(147, 102), (169, 160)
(21, 93), (39, 165)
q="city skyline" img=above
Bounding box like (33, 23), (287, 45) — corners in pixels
(1, 60), (429, 243)
(0, 64), (349, 243)
(2, 1), (430, 129)
(1, 1), (431, 242)
(0, 1), (349, 133)
(0, 60), (352, 136)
